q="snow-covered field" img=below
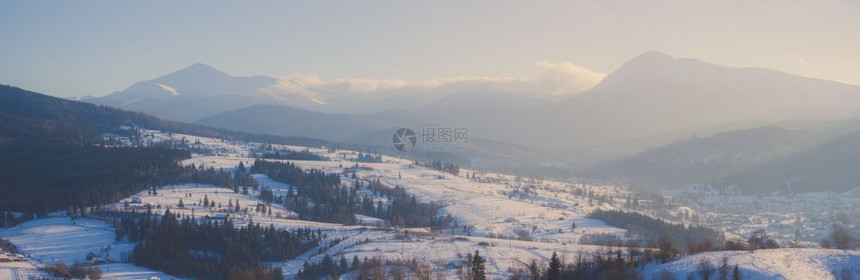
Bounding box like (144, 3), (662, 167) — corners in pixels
(106, 184), (632, 277)
(0, 217), (183, 280)
(186, 153), (630, 241)
(349, 160), (626, 243)
(126, 130), (641, 277)
(276, 227), (646, 279)
(0, 261), (42, 280)
(645, 249), (860, 280)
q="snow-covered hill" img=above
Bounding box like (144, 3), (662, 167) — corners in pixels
(645, 249), (860, 280)
(0, 217), (183, 280)
(119, 129), (860, 279)
(5, 128), (859, 279)
(116, 129), (638, 277)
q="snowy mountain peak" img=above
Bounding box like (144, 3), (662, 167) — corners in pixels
(628, 50), (675, 64)
(85, 63), (325, 122)
(589, 51), (682, 89)
(152, 63), (234, 86)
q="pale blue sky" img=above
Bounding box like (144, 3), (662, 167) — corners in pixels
(2, 0), (859, 97)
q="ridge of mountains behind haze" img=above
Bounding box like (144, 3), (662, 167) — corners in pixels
(83, 51), (860, 192)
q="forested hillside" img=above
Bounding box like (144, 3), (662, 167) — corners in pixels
(0, 85), (317, 217)
(0, 85), (190, 215)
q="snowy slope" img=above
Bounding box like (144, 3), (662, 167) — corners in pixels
(0, 261), (42, 280)
(0, 217), (183, 280)
(294, 158), (627, 242)
(644, 249), (860, 280)
(109, 184), (346, 231)
(276, 228), (639, 279)
(70, 128), (860, 279)
(118, 129), (642, 277)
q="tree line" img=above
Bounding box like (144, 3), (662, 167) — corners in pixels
(252, 145), (330, 161)
(589, 209), (725, 254)
(363, 178), (452, 228)
(356, 152), (382, 163)
(0, 144), (191, 216)
(420, 160), (460, 175)
(251, 159), (355, 223)
(190, 161), (259, 194)
(113, 209), (321, 280)
(507, 250), (744, 280)
(298, 254), (447, 280)
(252, 159), (451, 229)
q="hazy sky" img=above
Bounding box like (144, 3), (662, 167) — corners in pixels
(2, 0), (859, 97)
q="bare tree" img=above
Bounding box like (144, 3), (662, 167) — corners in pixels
(732, 265), (741, 280)
(747, 229), (779, 250)
(832, 225), (856, 250)
(718, 256), (731, 280)
(698, 258), (715, 280)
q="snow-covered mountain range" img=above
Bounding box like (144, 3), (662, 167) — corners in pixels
(83, 52), (860, 191)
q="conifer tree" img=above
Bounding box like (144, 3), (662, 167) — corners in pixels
(547, 252), (562, 280)
(471, 250), (486, 280)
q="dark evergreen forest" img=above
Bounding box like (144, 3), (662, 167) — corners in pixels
(113, 210), (320, 279)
